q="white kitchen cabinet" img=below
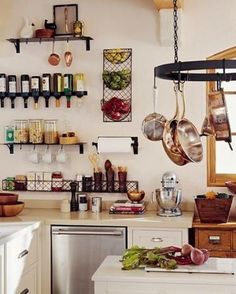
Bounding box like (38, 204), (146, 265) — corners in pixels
(128, 227), (188, 248)
(0, 245), (4, 294)
(3, 224), (41, 294)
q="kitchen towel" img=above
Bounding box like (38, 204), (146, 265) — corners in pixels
(97, 137), (133, 153)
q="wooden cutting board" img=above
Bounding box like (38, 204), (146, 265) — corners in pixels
(145, 258), (235, 274)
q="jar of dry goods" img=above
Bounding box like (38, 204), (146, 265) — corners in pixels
(14, 120), (29, 143)
(44, 120), (58, 144)
(29, 119), (44, 144)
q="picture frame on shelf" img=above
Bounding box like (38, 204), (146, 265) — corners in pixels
(53, 4), (78, 36)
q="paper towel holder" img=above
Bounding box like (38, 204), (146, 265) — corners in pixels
(92, 136), (138, 154)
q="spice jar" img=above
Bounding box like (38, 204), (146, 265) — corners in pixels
(52, 171), (63, 192)
(29, 119), (44, 144)
(44, 120), (58, 144)
(14, 120), (29, 143)
(5, 125), (14, 143)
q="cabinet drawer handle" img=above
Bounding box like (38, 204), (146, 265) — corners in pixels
(18, 249), (29, 259)
(208, 235), (221, 244)
(151, 237), (163, 243)
(20, 288), (29, 294)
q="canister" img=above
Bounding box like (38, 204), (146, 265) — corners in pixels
(78, 194), (88, 211)
(92, 196), (102, 213)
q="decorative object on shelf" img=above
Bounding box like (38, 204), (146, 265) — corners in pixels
(20, 17), (34, 38)
(59, 132), (79, 144)
(92, 136), (139, 154)
(102, 48), (132, 122)
(73, 20), (83, 37)
(0, 73), (6, 107)
(118, 166), (127, 193)
(44, 19), (57, 33)
(35, 29), (54, 38)
(53, 4), (78, 36)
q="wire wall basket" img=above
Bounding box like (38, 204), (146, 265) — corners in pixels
(102, 48), (132, 122)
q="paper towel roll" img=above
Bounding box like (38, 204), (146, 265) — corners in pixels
(97, 137), (133, 153)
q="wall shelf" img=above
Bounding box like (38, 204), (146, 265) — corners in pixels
(2, 142), (86, 155)
(7, 36), (93, 53)
(2, 179), (139, 193)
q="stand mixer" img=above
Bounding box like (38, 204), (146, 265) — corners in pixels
(155, 172), (182, 216)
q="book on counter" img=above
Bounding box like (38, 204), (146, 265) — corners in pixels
(109, 201), (145, 214)
(109, 207), (145, 215)
(112, 200), (145, 208)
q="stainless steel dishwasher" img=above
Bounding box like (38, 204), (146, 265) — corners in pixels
(51, 225), (127, 294)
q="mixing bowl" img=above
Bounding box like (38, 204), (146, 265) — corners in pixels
(155, 188), (181, 211)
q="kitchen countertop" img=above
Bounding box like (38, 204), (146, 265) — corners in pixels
(92, 255), (236, 286)
(0, 209), (193, 228)
(0, 221), (40, 245)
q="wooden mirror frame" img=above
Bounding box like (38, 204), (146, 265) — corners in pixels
(207, 46), (236, 186)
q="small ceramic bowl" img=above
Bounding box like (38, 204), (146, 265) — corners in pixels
(127, 190), (145, 202)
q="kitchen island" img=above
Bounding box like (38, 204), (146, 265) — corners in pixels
(92, 256), (236, 294)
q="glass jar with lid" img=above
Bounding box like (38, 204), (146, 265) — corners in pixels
(14, 120), (29, 143)
(44, 120), (58, 144)
(29, 119), (44, 144)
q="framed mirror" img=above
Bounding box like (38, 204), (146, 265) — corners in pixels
(207, 47), (236, 186)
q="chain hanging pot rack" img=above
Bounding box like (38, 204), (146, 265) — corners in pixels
(154, 0), (236, 83)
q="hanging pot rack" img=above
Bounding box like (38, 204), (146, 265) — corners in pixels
(154, 0), (236, 83)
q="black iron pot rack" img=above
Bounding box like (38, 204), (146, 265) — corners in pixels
(155, 60), (236, 82)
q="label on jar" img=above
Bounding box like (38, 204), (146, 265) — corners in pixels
(42, 77), (50, 91)
(31, 78), (39, 90)
(0, 78), (6, 92)
(64, 76), (69, 89)
(9, 81), (16, 93)
(22, 81), (29, 93)
(79, 202), (88, 211)
(76, 80), (85, 92)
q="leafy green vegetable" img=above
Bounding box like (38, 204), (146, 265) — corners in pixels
(102, 69), (131, 90)
(121, 246), (177, 270)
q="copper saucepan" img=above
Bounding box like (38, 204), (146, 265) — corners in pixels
(162, 85), (189, 166)
(208, 88), (232, 147)
(176, 87), (203, 163)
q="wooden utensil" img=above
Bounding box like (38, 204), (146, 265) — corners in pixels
(88, 153), (99, 172)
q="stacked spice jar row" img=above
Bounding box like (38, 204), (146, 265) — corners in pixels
(3, 171), (67, 192)
(5, 119), (59, 144)
(0, 72), (86, 108)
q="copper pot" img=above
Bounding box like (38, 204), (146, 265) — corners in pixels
(176, 89), (203, 163)
(208, 89), (232, 144)
(162, 86), (189, 166)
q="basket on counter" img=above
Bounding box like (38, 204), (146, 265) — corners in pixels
(194, 195), (233, 223)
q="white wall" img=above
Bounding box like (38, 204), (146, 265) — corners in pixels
(0, 0), (235, 206)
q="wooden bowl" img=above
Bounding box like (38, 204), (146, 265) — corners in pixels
(225, 181), (236, 194)
(127, 190), (145, 203)
(0, 201), (24, 217)
(0, 193), (18, 204)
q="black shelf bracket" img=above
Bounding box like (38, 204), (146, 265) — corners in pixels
(13, 39), (20, 53)
(6, 144), (14, 154)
